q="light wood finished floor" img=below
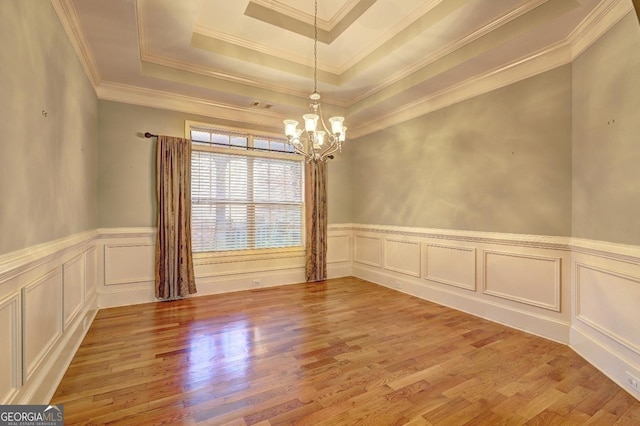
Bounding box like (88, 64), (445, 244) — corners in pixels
(52, 277), (640, 425)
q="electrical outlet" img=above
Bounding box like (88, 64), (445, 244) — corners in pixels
(626, 371), (640, 393)
(252, 279), (261, 287)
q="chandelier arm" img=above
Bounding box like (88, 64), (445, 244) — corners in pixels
(287, 139), (317, 161)
(287, 140), (305, 156)
(320, 141), (340, 160)
(316, 103), (332, 135)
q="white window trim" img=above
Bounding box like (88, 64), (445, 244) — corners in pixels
(186, 120), (306, 261)
(186, 121), (297, 159)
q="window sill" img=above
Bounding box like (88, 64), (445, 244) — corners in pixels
(193, 246), (305, 265)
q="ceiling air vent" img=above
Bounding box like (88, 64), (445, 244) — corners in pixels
(250, 101), (273, 109)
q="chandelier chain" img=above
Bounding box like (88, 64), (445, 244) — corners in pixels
(313, 0), (318, 94)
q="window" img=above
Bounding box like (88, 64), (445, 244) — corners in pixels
(188, 123), (304, 253)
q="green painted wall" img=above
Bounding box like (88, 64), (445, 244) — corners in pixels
(572, 12), (640, 246)
(350, 66), (573, 236)
(0, 1), (98, 255)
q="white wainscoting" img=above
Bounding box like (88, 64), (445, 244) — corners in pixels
(97, 225), (355, 308)
(3, 224), (639, 403)
(348, 225), (640, 401)
(570, 239), (640, 400)
(0, 231), (98, 404)
(351, 224), (572, 344)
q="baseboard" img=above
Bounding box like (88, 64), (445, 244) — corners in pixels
(97, 261), (353, 308)
(570, 325), (640, 401)
(98, 285), (156, 308)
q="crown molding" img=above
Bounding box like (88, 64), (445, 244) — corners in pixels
(568, 0), (633, 59)
(50, 0), (101, 89)
(135, 0), (551, 105)
(347, 0), (549, 105)
(193, 1), (440, 78)
(349, 41), (572, 138)
(188, 29), (343, 82)
(193, 25), (329, 72)
(246, 0), (359, 30)
(134, 0), (145, 63)
(138, 52), (350, 109)
(141, 52), (303, 95)
(337, 0), (443, 73)
(96, 82), (283, 131)
(137, 61), (350, 120)
(244, 0), (377, 45)
(87, 0), (631, 140)
(349, 0), (632, 138)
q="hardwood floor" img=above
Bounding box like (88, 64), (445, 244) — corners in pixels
(52, 277), (640, 425)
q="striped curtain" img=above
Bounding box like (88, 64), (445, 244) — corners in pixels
(155, 136), (197, 300)
(305, 160), (328, 282)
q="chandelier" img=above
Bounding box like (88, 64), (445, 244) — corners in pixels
(283, 0), (346, 162)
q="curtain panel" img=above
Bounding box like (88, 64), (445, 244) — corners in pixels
(305, 160), (328, 282)
(155, 135), (197, 300)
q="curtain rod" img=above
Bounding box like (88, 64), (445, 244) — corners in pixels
(143, 131), (332, 158)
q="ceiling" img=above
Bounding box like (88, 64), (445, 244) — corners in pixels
(53, 0), (634, 138)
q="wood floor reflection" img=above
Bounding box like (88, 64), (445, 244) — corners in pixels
(51, 277), (640, 425)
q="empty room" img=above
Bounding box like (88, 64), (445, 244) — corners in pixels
(1, 0), (640, 424)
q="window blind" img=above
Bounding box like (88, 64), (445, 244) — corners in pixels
(191, 149), (304, 252)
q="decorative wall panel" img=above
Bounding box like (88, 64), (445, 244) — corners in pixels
(484, 250), (561, 311)
(425, 244), (476, 290)
(384, 238), (421, 277)
(327, 234), (351, 263)
(22, 269), (63, 381)
(576, 263), (640, 353)
(354, 235), (382, 267)
(63, 254), (84, 329)
(85, 246), (97, 299)
(104, 244), (154, 286)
